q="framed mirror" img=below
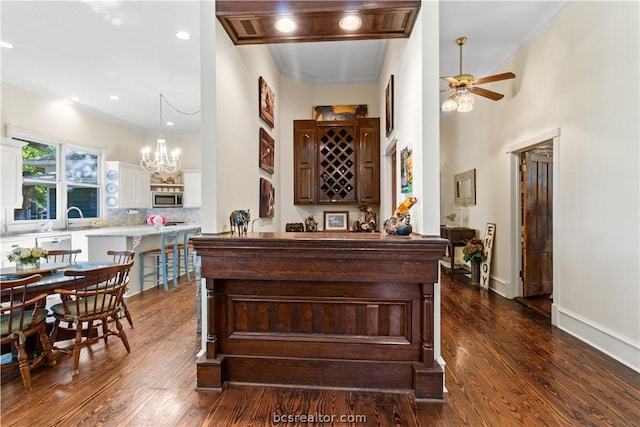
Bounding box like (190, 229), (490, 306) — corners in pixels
(454, 169), (476, 206)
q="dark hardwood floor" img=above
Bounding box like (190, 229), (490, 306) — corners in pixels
(2, 268), (638, 426)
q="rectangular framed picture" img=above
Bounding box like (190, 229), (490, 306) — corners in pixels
(323, 211), (349, 232)
(259, 76), (275, 129)
(385, 74), (394, 137)
(259, 177), (275, 218)
(259, 127), (274, 174)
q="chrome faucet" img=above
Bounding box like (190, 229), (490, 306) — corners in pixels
(251, 218), (263, 232)
(65, 206), (84, 230)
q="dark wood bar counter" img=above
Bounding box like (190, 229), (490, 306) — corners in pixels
(192, 232), (447, 399)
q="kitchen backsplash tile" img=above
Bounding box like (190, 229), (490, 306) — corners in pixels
(105, 208), (201, 226)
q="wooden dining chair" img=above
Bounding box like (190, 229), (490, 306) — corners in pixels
(1, 274), (56, 391)
(107, 250), (135, 328)
(47, 249), (81, 264)
(50, 261), (133, 376)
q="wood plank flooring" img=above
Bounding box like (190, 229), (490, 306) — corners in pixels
(2, 268), (638, 426)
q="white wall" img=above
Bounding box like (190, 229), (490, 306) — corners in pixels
(439, 1), (639, 370)
(0, 83), (202, 169)
(213, 20), (281, 232)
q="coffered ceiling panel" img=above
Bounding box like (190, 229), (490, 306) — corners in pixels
(216, 1), (421, 45)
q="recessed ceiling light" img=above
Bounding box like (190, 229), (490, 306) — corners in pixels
(166, 121), (174, 126)
(1, 41), (14, 49)
(339, 15), (362, 31)
(176, 31), (191, 40)
(70, 96), (80, 102)
(275, 17), (296, 33)
(109, 95), (119, 101)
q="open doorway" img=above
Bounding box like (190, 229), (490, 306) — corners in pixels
(516, 142), (553, 318)
(507, 129), (560, 323)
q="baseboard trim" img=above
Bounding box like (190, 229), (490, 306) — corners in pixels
(556, 306), (640, 373)
(488, 275), (510, 298)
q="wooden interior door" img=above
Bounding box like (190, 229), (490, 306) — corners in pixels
(523, 151), (553, 296)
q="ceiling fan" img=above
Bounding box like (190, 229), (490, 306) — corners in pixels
(441, 37), (516, 112)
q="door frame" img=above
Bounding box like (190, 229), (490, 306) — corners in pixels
(506, 128), (561, 325)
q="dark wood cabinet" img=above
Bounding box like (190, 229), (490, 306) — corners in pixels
(294, 118), (380, 205)
(293, 120), (316, 205)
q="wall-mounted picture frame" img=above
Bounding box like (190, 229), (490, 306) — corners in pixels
(259, 76), (275, 129)
(312, 104), (368, 121)
(400, 145), (413, 194)
(259, 177), (275, 218)
(259, 127), (274, 174)
(454, 169), (476, 206)
(385, 74), (394, 137)
(323, 211), (349, 232)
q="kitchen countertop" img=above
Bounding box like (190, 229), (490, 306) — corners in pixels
(86, 224), (201, 238)
(1, 224), (200, 239)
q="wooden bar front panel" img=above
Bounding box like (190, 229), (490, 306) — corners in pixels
(193, 232), (446, 399)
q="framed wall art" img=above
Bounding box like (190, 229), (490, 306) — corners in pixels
(259, 127), (274, 174)
(323, 211), (349, 232)
(259, 76), (275, 129)
(259, 177), (275, 218)
(312, 104), (368, 121)
(400, 145), (413, 193)
(385, 74), (394, 137)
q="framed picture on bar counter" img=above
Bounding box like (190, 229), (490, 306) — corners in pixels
(323, 211), (349, 232)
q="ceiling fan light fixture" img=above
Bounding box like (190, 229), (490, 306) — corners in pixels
(275, 17), (296, 33)
(442, 97), (457, 112)
(339, 15), (362, 31)
(457, 102), (473, 113)
(459, 92), (475, 105)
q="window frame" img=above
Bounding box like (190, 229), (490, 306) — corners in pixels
(5, 126), (106, 233)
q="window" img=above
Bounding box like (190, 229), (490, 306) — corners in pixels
(11, 131), (103, 226)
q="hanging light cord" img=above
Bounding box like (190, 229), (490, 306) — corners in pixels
(160, 93), (201, 117)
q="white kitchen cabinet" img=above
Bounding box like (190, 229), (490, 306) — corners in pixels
(182, 170), (201, 208)
(105, 161), (150, 209)
(0, 138), (26, 210)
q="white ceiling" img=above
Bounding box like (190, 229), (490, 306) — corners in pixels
(1, 1), (568, 137)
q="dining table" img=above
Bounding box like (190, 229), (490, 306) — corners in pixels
(0, 261), (114, 301)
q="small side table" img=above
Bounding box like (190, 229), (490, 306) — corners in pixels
(440, 226), (476, 282)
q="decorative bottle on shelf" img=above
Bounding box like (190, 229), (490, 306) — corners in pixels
(394, 196), (418, 218)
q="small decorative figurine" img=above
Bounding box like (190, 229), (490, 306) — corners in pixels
(352, 205), (377, 232)
(229, 209), (250, 236)
(304, 215), (318, 232)
(384, 197), (417, 235)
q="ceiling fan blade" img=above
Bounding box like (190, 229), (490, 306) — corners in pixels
(472, 72), (516, 85)
(441, 76), (460, 86)
(470, 86), (504, 101)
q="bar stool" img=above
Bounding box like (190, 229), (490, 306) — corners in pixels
(176, 227), (201, 281)
(139, 230), (178, 292)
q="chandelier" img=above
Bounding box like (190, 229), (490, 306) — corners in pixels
(140, 93), (189, 174)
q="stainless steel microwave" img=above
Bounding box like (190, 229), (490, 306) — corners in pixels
(152, 191), (183, 208)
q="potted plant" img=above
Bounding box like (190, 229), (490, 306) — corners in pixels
(7, 246), (49, 271)
(462, 238), (484, 284)
(146, 214), (168, 229)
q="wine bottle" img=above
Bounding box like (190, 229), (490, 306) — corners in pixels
(394, 196), (417, 217)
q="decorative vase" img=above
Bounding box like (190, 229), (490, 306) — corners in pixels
(471, 260), (481, 285)
(16, 259), (40, 271)
(154, 224), (163, 231)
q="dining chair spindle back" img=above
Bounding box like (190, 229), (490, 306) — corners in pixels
(50, 261), (133, 376)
